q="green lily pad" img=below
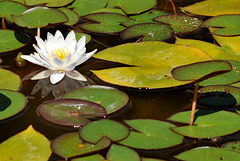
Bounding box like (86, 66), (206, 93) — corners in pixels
(79, 119), (129, 144)
(171, 60), (232, 82)
(0, 0), (24, 4)
(175, 146), (240, 161)
(121, 23), (174, 41)
(0, 89), (27, 120)
(51, 132), (111, 159)
(80, 12), (130, 34)
(68, 0), (108, 16)
(106, 0), (157, 14)
(0, 1), (27, 22)
(92, 41), (212, 89)
(106, 144), (141, 161)
(142, 158), (166, 161)
(0, 68), (21, 90)
(37, 99), (107, 127)
(62, 85), (129, 114)
(154, 15), (202, 34)
(72, 154), (105, 161)
(25, 0), (74, 7)
(11, 7), (68, 28)
(90, 8), (126, 15)
(168, 109), (240, 138)
(0, 30), (29, 53)
(181, 0), (240, 16)
(122, 10), (168, 27)
(58, 8), (80, 26)
(75, 32), (91, 44)
(221, 141), (240, 152)
(118, 119), (183, 150)
(199, 85), (240, 106)
(203, 14), (240, 36)
(0, 125), (51, 161)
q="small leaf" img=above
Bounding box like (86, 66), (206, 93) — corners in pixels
(51, 132), (111, 159)
(62, 85), (129, 115)
(0, 69), (21, 90)
(175, 146), (240, 161)
(121, 23), (174, 41)
(75, 32), (91, 44)
(203, 14), (240, 36)
(118, 119), (183, 150)
(79, 119), (129, 144)
(0, 89), (27, 120)
(37, 99), (107, 127)
(58, 8), (80, 26)
(12, 7), (68, 28)
(168, 109), (240, 138)
(0, 126), (51, 161)
(71, 154), (105, 161)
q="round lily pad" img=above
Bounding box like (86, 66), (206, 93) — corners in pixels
(79, 119), (129, 144)
(118, 119), (184, 150)
(0, 30), (29, 53)
(51, 132), (111, 159)
(221, 141), (240, 152)
(168, 109), (240, 138)
(0, 89), (27, 121)
(62, 85), (129, 114)
(25, 0), (74, 7)
(37, 99), (107, 127)
(58, 8), (80, 26)
(0, 68), (21, 90)
(72, 154), (104, 161)
(121, 23), (174, 41)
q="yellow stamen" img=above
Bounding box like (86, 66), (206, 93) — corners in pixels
(54, 48), (69, 60)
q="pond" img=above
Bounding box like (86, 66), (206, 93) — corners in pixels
(1, 0), (240, 161)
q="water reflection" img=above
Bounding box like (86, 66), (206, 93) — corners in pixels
(22, 69), (95, 98)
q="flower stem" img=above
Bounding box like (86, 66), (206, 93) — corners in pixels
(37, 27), (40, 37)
(2, 17), (6, 29)
(169, 0), (177, 15)
(189, 82), (199, 126)
(93, 38), (109, 48)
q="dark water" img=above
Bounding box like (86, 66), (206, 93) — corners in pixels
(0, 0), (231, 160)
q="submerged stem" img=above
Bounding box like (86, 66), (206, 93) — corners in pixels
(2, 17), (6, 30)
(37, 27), (40, 37)
(169, 0), (177, 15)
(189, 82), (199, 126)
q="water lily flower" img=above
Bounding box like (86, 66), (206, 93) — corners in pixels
(21, 30), (97, 84)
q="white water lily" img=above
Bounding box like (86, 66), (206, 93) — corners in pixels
(21, 30), (97, 84)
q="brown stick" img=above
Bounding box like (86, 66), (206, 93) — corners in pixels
(169, 0), (177, 15)
(2, 17), (6, 29)
(37, 27), (40, 37)
(189, 82), (199, 126)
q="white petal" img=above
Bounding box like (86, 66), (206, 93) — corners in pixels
(76, 35), (86, 51)
(46, 32), (57, 53)
(55, 30), (65, 47)
(63, 52), (71, 64)
(65, 30), (77, 51)
(63, 62), (77, 71)
(53, 57), (64, 67)
(33, 44), (50, 62)
(76, 49), (97, 66)
(31, 69), (52, 80)
(35, 36), (46, 51)
(66, 70), (87, 81)
(50, 71), (65, 84)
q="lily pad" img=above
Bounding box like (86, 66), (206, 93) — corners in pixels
(0, 30), (29, 53)
(51, 132), (111, 159)
(91, 8), (126, 15)
(122, 10), (168, 27)
(0, 68), (21, 90)
(121, 23), (174, 41)
(25, 0), (74, 7)
(181, 0), (240, 16)
(175, 146), (240, 161)
(0, 125), (51, 161)
(92, 41), (212, 89)
(168, 109), (240, 138)
(106, 144), (141, 161)
(203, 14), (240, 36)
(58, 8), (80, 26)
(171, 60), (232, 82)
(11, 7), (68, 28)
(118, 119), (183, 150)
(72, 154), (105, 161)
(106, 0), (157, 14)
(221, 141), (240, 152)
(142, 158), (166, 161)
(0, 89), (27, 121)
(0, 1), (27, 22)
(68, 0), (108, 16)
(62, 85), (129, 114)
(154, 15), (202, 34)
(79, 119), (129, 144)
(80, 12), (130, 34)
(75, 32), (91, 44)
(37, 99), (107, 127)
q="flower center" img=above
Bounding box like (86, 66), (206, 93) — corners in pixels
(54, 48), (69, 60)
